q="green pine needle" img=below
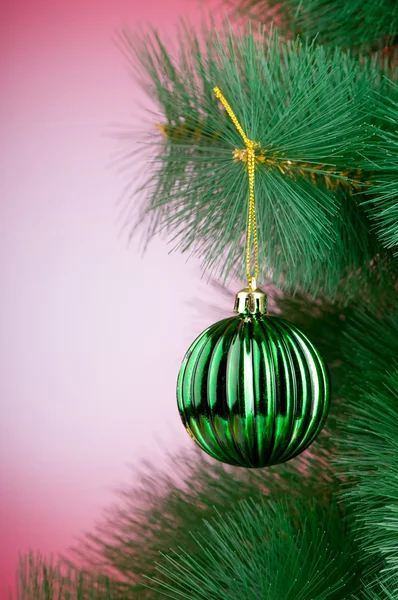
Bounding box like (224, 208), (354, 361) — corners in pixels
(65, 443), (339, 589)
(362, 83), (398, 255)
(120, 24), (396, 299)
(340, 310), (398, 389)
(332, 310), (398, 589)
(225, 0), (398, 51)
(148, 498), (362, 600)
(16, 552), (127, 600)
(339, 370), (398, 581)
(355, 576), (398, 599)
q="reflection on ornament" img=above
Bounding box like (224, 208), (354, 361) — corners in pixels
(177, 286), (330, 468)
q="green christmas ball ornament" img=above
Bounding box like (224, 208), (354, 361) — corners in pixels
(177, 286), (331, 468)
(176, 86), (330, 468)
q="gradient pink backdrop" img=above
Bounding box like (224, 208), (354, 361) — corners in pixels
(0, 0), (224, 593)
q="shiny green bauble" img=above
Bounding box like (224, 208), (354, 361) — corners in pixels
(177, 286), (330, 468)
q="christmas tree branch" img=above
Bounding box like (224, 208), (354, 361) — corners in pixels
(336, 311), (398, 587)
(148, 497), (362, 600)
(16, 552), (128, 600)
(120, 24), (397, 299)
(362, 82), (398, 255)
(223, 0), (398, 51)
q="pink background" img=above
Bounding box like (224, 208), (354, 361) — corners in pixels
(0, 0), (224, 593)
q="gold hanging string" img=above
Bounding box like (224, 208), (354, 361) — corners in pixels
(213, 87), (259, 289)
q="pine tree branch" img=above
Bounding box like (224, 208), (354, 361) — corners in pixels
(224, 0), (398, 52)
(64, 440), (339, 587)
(355, 576), (398, 599)
(120, 24), (397, 299)
(16, 552), (130, 600)
(148, 497), (363, 600)
(334, 311), (398, 588)
(362, 82), (398, 255)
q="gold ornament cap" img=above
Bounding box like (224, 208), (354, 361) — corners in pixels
(234, 280), (267, 316)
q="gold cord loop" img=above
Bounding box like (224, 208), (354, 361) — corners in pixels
(214, 87), (259, 289)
